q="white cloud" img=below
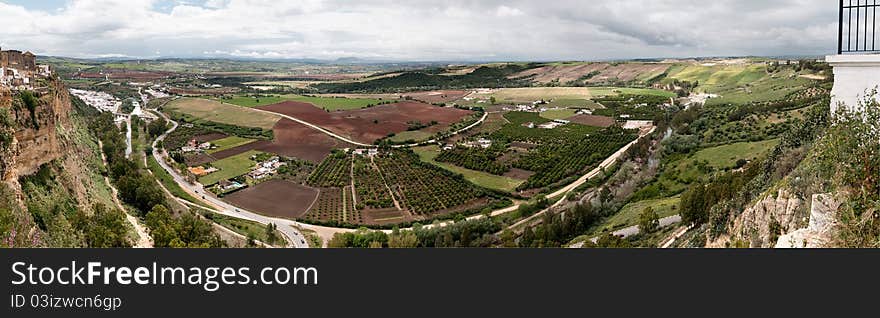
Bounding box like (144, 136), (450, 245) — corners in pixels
(496, 6), (524, 17)
(0, 0), (840, 61)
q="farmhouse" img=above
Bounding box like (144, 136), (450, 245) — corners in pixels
(248, 156), (285, 180)
(462, 138), (493, 149)
(538, 122), (564, 129)
(353, 148), (379, 157)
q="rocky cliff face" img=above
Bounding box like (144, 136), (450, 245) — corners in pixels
(0, 78), (71, 182)
(708, 189), (810, 248)
(775, 194), (840, 248)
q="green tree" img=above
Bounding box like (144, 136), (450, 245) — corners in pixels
(265, 223), (278, 245)
(145, 205), (176, 247)
(638, 206), (659, 234)
(680, 182), (707, 225)
(388, 230), (419, 248)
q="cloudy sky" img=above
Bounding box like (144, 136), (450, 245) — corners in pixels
(0, 0), (839, 61)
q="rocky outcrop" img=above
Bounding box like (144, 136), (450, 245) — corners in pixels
(775, 194), (840, 248)
(0, 78), (71, 181)
(723, 189), (808, 248)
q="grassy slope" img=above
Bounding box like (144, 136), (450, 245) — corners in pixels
(662, 139), (779, 192)
(596, 196), (681, 232)
(147, 156), (199, 203)
(664, 63), (819, 105)
(689, 139), (780, 169)
(414, 145), (524, 193)
(206, 212), (281, 246)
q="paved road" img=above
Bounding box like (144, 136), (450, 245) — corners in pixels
(150, 105), (312, 248)
(249, 105), (489, 148)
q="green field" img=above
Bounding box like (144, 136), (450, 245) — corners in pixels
(286, 95), (384, 111)
(208, 136), (255, 154)
(147, 156), (199, 203)
(199, 150), (262, 185)
(220, 96), (288, 107)
(389, 130), (434, 143)
(689, 139), (779, 169)
(547, 99), (604, 108)
(597, 196), (681, 232)
(414, 145), (524, 193)
(539, 108), (578, 120)
(218, 94), (383, 111)
(166, 98), (280, 130)
(588, 87), (677, 98)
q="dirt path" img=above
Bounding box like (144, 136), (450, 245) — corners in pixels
(97, 140), (153, 248)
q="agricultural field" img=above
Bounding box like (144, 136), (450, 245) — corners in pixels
(306, 151), (352, 188)
(223, 180), (319, 219)
(287, 95), (386, 111)
(388, 130), (434, 143)
(509, 62), (671, 85)
(165, 98), (280, 130)
(513, 127), (637, 190)
(198, 150), (263, 185)
(470, 87), (675, 106)
(415, 145), (525, 193)
(539, 108), (578, 120)
(375, 150), (487, 216)
(436, 144), (509, 175)
(218, 94), (386, 111)
(491, 111), (602, 144)
(207, 136), (255, 154)
(302, 187), (362, 225)
(258, 100), (473, 144)
(219, 95), (288, 107)
(567, 114), (616, 127)
(352, 156), (396, 210)
(592, 94), (673, 120)
(296, 148), (497, 225)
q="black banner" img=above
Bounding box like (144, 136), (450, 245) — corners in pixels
(1, 249), (876, 317)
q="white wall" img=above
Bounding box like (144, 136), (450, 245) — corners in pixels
(827, 54), (880, 113)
